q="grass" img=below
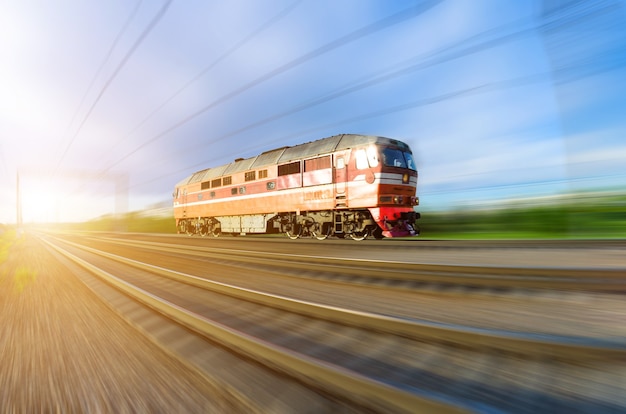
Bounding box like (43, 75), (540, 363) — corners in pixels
(17, 192), (626, 240)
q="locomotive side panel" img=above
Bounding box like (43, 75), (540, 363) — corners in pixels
(177, 182), (338, 218)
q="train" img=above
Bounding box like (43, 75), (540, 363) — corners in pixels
(173, 134), (420, 240)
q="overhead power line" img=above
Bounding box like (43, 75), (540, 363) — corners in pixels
(157, 0), (624, 170)
(101, 0), (442, 172)
(61, 0), (143, 150)
(56, 0), (173, 171)
(127, 50), (615, 195)
(107, 0), (303, 155)
(75, 0), (302, 195)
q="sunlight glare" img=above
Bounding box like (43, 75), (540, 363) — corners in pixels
(21, 178), (61, 223)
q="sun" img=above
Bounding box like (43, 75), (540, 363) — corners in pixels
(20, 178), (61, 223)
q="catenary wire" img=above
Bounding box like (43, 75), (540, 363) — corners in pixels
(55, 0), (173, 172)
(125, 53), (617, 195)
(129, 6), (581, 175)
(104, 0), (618, 178)
(99, 0), (442, 173)
(106, 0), (303, 156)
(60, 0), (143, 155)
(73, 0), (303, 194)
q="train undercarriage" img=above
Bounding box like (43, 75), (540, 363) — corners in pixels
(177, 209), (419, 240)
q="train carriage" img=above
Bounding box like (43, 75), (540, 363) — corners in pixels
(173, 134), (420, 240)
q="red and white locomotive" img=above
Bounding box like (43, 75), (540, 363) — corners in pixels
(173, 134), (420, 240)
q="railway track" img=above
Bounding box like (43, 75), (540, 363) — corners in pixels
(51, 233), (626, 340)
(39, 232), (626, 413)
(84, 234), (626, 292)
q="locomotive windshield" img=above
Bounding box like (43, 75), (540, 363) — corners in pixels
(381, 148), (416, 170)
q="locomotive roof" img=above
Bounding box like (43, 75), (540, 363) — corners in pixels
(177, 134), (410, 186)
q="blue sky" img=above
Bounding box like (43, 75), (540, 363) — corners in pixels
(1, 0), (625, 223)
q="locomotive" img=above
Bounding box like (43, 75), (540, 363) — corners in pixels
(173, 134), (420, 240)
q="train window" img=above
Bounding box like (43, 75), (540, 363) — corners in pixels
(267, 181), (276, 190)
(304, 155), (331, 171)
(210, 191), (215, 198)
(356, 147), (380, 169)
(259, 169), (268, 179)
(382, 148), (407, 168)
(231, 188), (238, 195)
(336, 157), (345, 169)
(278, 161), (301, 176)
(211, 178), (222, 188)
(367, 146), (379, 167)
(404, 152), (417, 170)
(201, 181), (210, 190)
(223, 176), (232, 185)
(239, 187), (246, 194)
(355, 149), (368, 170)
(245, 171), (256, 181)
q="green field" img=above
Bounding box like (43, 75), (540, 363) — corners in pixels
(18, 193), (626, 240)
(421, 193), (626, 239)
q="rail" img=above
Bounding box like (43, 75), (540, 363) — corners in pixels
(48, 236), (626, 359)
(42, 236), (468, 413)
(93, 236), (626, 292)
(40, 234), (626, 413)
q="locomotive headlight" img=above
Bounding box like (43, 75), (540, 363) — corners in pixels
(402, 173), (409, 184)
(393, 196), (403, 204)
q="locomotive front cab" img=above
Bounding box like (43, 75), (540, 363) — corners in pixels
(366, 141), (420, 237)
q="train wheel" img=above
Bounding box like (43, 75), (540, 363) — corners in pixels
(313, 223), (331, 240)
(185, 221), (195, 236)
(211, 227), (221, 238)
(286, 224), (301, 240)
(349, 230), (368, 241)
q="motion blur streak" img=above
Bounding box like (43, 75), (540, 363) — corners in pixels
(1, 1), (625, 227)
